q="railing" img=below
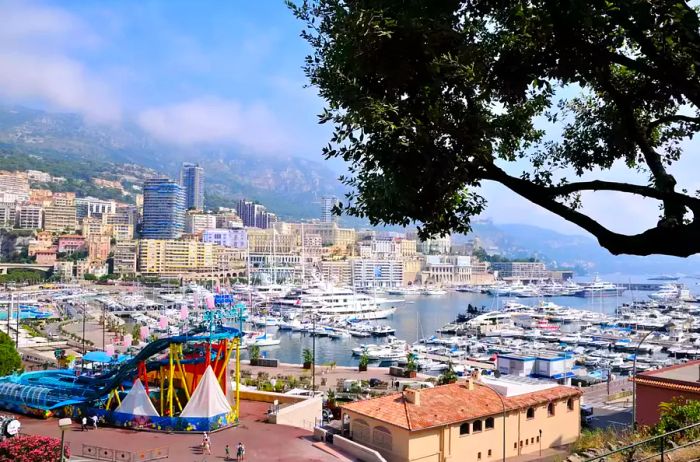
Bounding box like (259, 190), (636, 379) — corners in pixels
(584, 421), (700, 462)
(82, 444), (169, 462)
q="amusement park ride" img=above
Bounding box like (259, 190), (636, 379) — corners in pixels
(0, 296), (247, 433)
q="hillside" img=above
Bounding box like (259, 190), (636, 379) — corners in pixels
(0, 105), (347, 221)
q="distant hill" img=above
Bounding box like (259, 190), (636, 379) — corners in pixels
(0, 105), (353, 222)
(463, 220), (700, 275)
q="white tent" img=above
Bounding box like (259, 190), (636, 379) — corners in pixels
(180, 365), (232, 418)
(115, 378), (159, 417)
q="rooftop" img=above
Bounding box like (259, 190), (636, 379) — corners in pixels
(341, 381), (580, 431)
(636, 360), (700, 388)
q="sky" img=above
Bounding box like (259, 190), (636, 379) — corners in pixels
(1, 0), (698, 239)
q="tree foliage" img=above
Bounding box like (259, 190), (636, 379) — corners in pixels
(290, 0), (700, 257)
(656, 397), (700, 440)
(0, 332), (22, 376)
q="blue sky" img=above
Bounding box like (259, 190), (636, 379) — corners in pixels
(1, 0), (698, 238)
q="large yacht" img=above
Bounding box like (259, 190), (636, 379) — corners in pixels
(573, 277), (625, 297)
(273, 284), (397, 320)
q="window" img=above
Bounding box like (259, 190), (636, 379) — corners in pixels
(526, 407), (535, 419)
(548, 402), (556, 416)
(473, 420), (483, 432)
(531, 437), (534, 444)
(567, 398), (575, 411)
(485, 417), (495, 429)
(514, 442), (517, 449)
(373, 426), (393, 450)
(536, 436), (540, 443)
(525, 439), (529, 446)
(353, 419), (370, 442)
(460, 422), (470, 435)
(478, 452), (482, 460)
(488, 449), (492, 457)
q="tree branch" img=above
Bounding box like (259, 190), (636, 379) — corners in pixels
(482, 165), (700, 256)
(647, 115), (700, 136)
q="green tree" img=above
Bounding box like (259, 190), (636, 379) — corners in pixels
(0, 332), (21, 376)
(83, 273), (97, 281)
(656, 398), (700, 440)
(290, 0), (700, 257)
(438, 362), (458, 385)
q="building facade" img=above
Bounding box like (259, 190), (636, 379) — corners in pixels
(185, 210), (217, 234)
(141, 178), (186, 239)
(57, 235), (86, 254)
(423, 255), (472, 285)
(113, 240), (138, 275)
(0, 171), (30, 202)
(341, 378), (581, 462)
(489, 261), (550, 281)
(44, 193), (77, 233)
(0, 202), (15, 228)
(236, 199), (277, 229)
(179, 162), (204, 210)
(351, 259), (403, 289)
(138, 239), (216, 277)
(202, 228), (248, 249)
(87, 234), (112, 262)
(75, 197), (117, 219)
(321, 195), (338, 223)
(634, 360), (700, 427)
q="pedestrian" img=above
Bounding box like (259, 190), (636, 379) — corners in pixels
(236, 442), (245, 461)
(202, 432), (209, 448)
(225, 444), (231, 460)
(81, 416), (88, 431)
(204, 439), (211, 455)
(91, 415), (98, 429)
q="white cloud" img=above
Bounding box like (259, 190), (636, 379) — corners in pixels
(0, 1), (120, 122)
(137, 97), (297, 153)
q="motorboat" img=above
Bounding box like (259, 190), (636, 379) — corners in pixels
(421, 288), (447, 296)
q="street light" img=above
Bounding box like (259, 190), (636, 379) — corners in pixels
(477, 380), (507, 462)
(58, 417), (72, 461)
(632, 321), (675, 428)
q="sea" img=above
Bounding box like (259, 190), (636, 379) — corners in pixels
(249, 273), (699, 367)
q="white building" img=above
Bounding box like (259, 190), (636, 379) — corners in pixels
(423, 255), (472, 285)
(76, 197), (117, 218)
(0, 171), (30, 202)
(185, 211), (217, 234)
(496, 353), (575, 384)
(0, 202), (15, 228)
(351, 259), (403, 289)
(321, 196), (338, 223)
(17, 204), (43, 229)
(202, 228), (248, 249)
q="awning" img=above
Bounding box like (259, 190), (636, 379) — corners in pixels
(82, 351), (132, 364)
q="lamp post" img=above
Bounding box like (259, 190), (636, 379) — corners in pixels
(632, 322), (674, 429)
(82, 303), (87, 355)
(58, 417), (72, 461)
(478, 380), (507, 462)
(311, 311), (316, 393)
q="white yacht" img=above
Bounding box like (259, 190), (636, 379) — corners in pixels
(649, 284), (681, 301)
(273, 284), (396, 320)
(421, 288), (447, 296)
(573, 277), (625, 297)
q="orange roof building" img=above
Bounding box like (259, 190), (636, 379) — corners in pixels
(340, 379), (581, 462)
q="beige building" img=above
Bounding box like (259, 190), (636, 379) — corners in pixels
(0, 202), (15, 228)
(81, 216), (105, 237)
(109, 222), (134, 241)
(318, 260), (352, 286)
(341, 379), (581, 462)
(422, 255), (472, 285)
(44, 192), (77, 233)
(87, 234), (111, 262)
(0, 171), (30, 202)
(138, 239), (217, 277)
(305, 222), (356, 250)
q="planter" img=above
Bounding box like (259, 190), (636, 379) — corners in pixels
(303, 362), (312, 369)
(358, 364), (368, 372)
(404, 370), (417, 378)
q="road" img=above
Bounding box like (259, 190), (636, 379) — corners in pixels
(581, 379), (633, 431)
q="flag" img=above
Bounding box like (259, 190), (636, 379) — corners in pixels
(159, 316), (168, 329)
(374, 266), (382, 278)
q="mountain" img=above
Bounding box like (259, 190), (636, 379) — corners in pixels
(0, 105), (352, 222)
(463, 220), (700, 275)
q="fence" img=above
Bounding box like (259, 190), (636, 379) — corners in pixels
(584, 421), (700, 462)
(82, 444), (169, 462)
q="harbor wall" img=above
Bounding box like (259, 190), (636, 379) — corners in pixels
(267, 396), (322, 431)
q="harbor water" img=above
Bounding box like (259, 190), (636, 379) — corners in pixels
(252, 290), (641, 367)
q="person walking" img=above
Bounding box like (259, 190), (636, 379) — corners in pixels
(91, 415), (98, 429)
(236, 442), (245, 461)
(225, 444), (231, 461)
(81, 416), (88, 431)
(203, 439), (211, 456)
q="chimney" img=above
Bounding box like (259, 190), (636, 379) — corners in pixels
(404, 388), (421, 406)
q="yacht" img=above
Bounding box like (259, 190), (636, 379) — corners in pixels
(573, 277), (625, 297)
(273, 284), (396, 320)
(648, 284), (681, 301)
(421, 288), (447, 296)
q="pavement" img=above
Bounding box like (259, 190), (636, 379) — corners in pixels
(14, 401), (344, 462)
(581, 379), (634, 430)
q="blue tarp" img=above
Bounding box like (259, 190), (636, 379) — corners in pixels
(82, 351), (132, 364)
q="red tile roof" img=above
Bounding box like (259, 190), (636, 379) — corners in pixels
(341, 383), (581, 431)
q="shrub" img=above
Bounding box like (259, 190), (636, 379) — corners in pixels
(0, 435), (69, 461)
